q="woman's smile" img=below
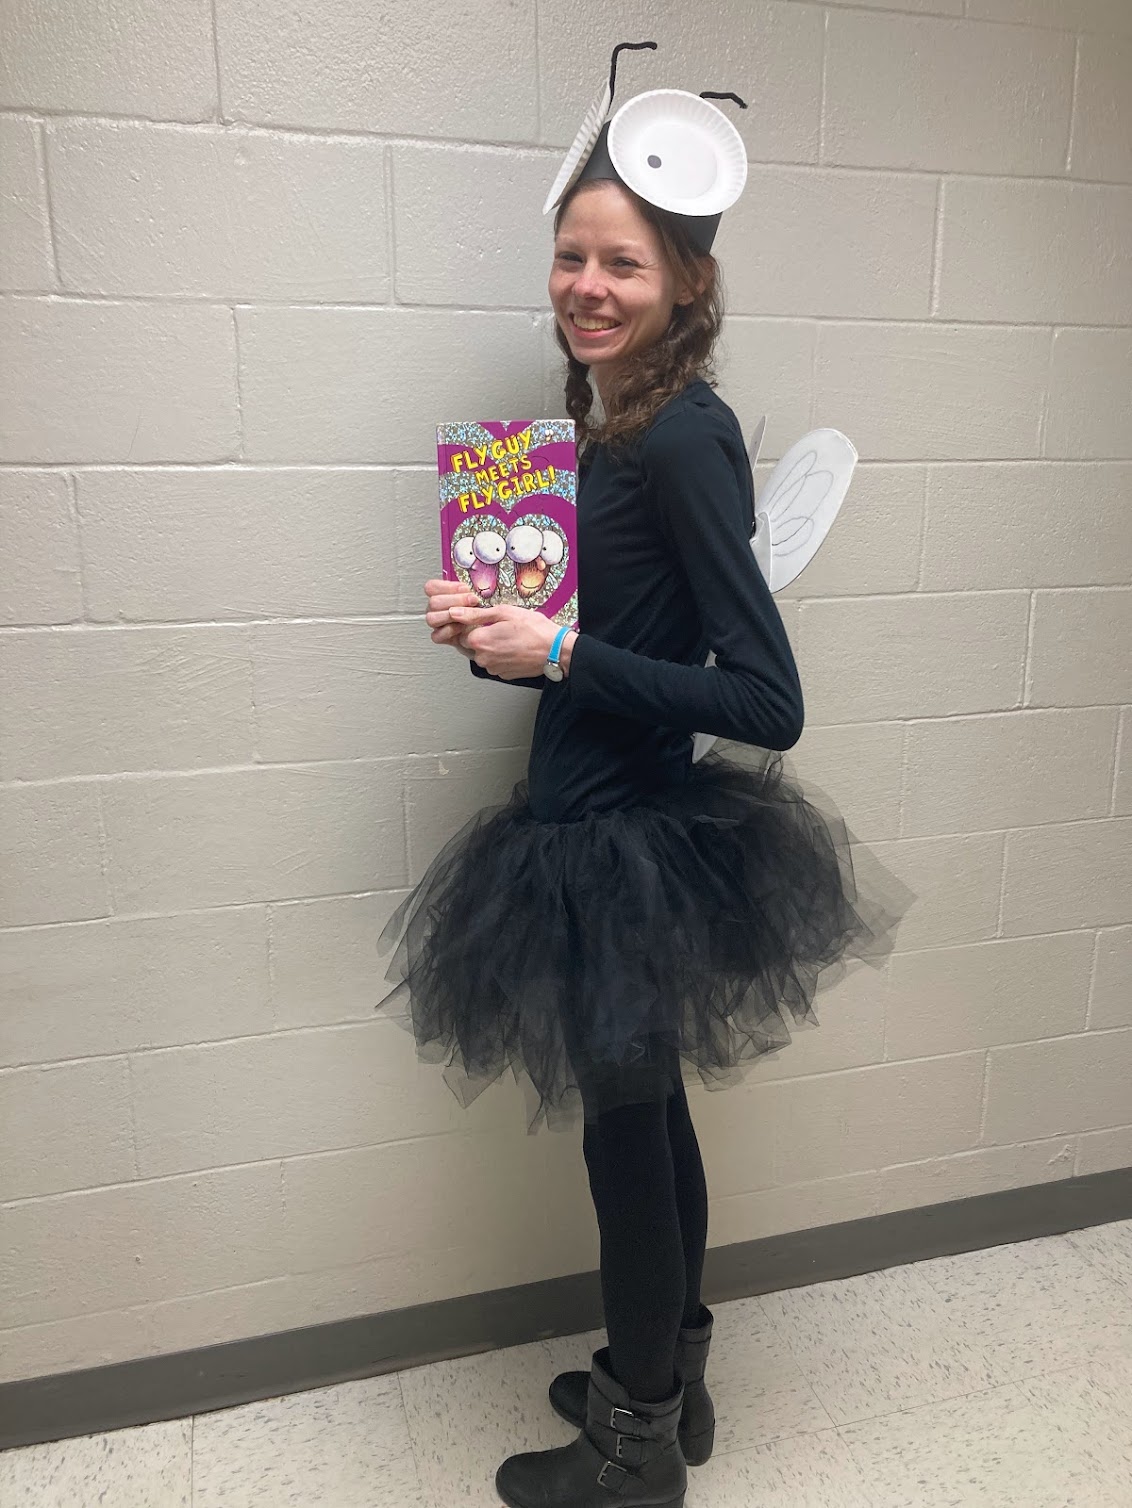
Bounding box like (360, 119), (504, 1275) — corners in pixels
(569, 311), (624, 339)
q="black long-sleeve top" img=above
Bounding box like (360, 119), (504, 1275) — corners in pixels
(471, 377), (804, 823)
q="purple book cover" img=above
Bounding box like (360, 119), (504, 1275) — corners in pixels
(438, 420), (578, 629)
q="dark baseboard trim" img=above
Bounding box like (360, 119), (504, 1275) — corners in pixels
(3, 1164), (1130, 1452)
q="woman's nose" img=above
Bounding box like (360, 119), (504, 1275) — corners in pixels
(573, 262), (608, 298)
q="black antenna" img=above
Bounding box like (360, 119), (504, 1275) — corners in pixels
(700, 90), (748, 110)
(609, 40), (658, 100)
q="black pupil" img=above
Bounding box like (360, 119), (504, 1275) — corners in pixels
(647, 154), (662, 168)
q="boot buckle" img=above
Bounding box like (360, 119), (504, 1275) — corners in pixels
(608, 1405), (640, 1432)
(597, 1459), (629, 1490)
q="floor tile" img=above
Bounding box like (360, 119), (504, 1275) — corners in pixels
(705, 1295), (834, 1453)
(191, 1374), (428, 1508)
(693, 1427), (875, 1507)
(1064, 1217), (1132, 1293)
(758, 1262), (997, 1424)
(398, 1336), (588, 1507)
(981, 1317), (1132, 1389)
(0, 1418), (190, 1508)
(840, 1382), (1122, 1508)
(1021, 1359), (1132, 1504)
(915, 1231), (1126, 1339)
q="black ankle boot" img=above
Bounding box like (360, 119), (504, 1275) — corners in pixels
(497, 1345), (687, 1508)
(549, 1305), (716, 1467)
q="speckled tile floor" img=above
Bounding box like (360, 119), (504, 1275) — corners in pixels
(3, 1219), (1130, 1507)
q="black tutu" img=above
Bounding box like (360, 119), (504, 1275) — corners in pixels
(376, 750), (912, 1132)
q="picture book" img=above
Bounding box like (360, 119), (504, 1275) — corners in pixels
(437, 420), (578, 629)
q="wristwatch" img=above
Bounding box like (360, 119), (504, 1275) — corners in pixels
(543, 623), (577, 683)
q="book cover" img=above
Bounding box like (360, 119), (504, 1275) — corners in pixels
(437, 420), (578, 629)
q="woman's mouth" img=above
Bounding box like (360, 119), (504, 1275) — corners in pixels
(569, 313), (622, 340)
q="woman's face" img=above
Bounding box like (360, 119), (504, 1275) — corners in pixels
(549, 181), (690, 379)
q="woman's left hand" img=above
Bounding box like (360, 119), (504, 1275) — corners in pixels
(449, 604), (561, 680)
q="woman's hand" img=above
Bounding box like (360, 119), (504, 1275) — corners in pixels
(424, 579), (481, 659)
(448, 602), (563, 681)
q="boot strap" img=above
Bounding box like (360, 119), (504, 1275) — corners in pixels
(596, 1459), (630, 1491)
(592, 1406), (661, 1472)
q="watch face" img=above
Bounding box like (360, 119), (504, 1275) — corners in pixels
(543, 660), (565, 683)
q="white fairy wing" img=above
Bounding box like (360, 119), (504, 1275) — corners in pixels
(692, 426), (857, 763)
(756, 428), (857, 592)
(543, 78), (613, 215)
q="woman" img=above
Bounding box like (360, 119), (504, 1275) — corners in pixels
(380, 81), (903, 1508)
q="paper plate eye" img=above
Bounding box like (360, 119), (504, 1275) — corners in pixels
(543, 77), (612, 216)
(608, 89), (747, 217)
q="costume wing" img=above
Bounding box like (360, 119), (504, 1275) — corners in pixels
(543, 78), (612, 215)
(691, 426), (858, 764)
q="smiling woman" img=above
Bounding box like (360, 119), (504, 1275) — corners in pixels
(549, 179), (723, 447)
(378, 40), (908, 1508)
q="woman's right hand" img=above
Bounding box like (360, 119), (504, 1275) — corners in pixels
(424, 579), (481, 659)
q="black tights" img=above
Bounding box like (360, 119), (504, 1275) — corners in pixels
(581, 1075), (709, 1402)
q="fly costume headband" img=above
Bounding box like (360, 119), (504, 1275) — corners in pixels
(543, 40), (749, 253)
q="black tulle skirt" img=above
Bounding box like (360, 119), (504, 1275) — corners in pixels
(375, 750), (912, 1132)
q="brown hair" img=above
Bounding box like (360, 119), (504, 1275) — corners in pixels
(552, 179), (726, 451)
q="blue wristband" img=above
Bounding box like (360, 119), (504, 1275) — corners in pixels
(548, 624), (572, 666)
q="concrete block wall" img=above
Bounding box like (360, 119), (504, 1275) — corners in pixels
(1, 0), (1130, 1384)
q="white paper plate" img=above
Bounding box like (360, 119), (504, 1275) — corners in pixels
(607, 89), (747, 217)
(543, 78), (613, 216)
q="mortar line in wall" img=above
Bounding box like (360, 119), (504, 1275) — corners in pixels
(1022, 589), (1037, 709)
(65, 471), (92, 623)
(817, 9), (828, 166)
(977, 1049), (992, 1142)
(35, 120), (63, 289)
(875, 1130), (1079, 1174)
(208, 0), (224, 124)
(8, 1015), (1126, 1084)
(0, 906), (1113, 973)
(4, 720), (1132, 787)
(1108, 710), (1125, 818)
(384, 147), (397, 305)
(929, 177), (945, 317)
(0, 1126), (500, 1211)
(995, 829), (1009, 939)
(5, 458), (1131, 475)
(915, 467), (929, 591)
(1083, 929), (1102, 1032)
(1038, 326), (1057, 457)
(246, 619), (261, 762)
(92, 783), (114, 920)
(8, 111), (1130, 186)
(0, 747), (535, 789)
(895, 721), (911, 841)
(125, 1053), (140, 1179)
(6, 291), (1132, 333)
(788, 0), (1082, 33)
(230, 306), (245, 460)
(532, 0), (542, 141)
(6, 586), (1128, 633)
(1064, 35), (1080, 175)
(808, 324), (817, 428)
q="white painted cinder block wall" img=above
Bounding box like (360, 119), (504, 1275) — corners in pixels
(1, 0), (1130, 1385)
